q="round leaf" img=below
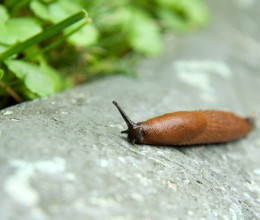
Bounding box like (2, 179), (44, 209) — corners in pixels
(0, 69), (4, 80)
(0, 18), (42, 45)
(0, 45), (7, 53)
(5, 60), (31, 79)
(30, 0), (51, 21)
(5, 60), (59, 96)
(68, 23), (99, 47)
(124, 8), (163, 55)
(48, 0), (82, 23)
(25, 71), (55, 97)
(0, 5), (9, 23)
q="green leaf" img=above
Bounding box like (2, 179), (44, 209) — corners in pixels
(0, 69), (4, 80)
(67, 23), (99, 47)
(24, 71), (54, 97)
(155, 0), (208, 28)
(0, 5), (9, 23)
(155, 0), (177, 8)
(95, 7), (129, 31)
(30, 0), (51, 21)
(5, 59), (32, 79)
(183, 0), (208, 26)
(5, 60), (61, 96)
(123, 8), (163, 55)
(48, 0), (82, 23)
(0, 18), (42, 45)
(157, 8), (187, 31)
(0, 45), (7, 53)
(39, 61), (62, 91)
(30, 0), (83, 23)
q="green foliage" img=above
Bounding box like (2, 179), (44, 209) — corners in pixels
(5, 60), (61, 96)
(0, 0), (208, 108)
(0, 17), (42, 45)
(123, 7), (163, 55)
(67, 23), (99, 47)
(0, 69), (4, 80)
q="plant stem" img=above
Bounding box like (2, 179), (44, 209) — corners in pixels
(0, 81), (23, 103)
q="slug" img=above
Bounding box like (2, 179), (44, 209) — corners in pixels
(112, 101), (255, 146)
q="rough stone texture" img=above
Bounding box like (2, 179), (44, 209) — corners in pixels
(1, 0), (260, 219)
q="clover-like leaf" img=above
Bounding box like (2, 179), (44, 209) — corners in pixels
(31, 0), (83, 23)
(49, 0), (82, 22)
(123, 7), (163, 55)
(0, 69), (4, 80)
(30, 0), (51, 21)
(157, 8), (187, 31)
(5, 60), (61, 96)
(24, 71), (54, 97)
(0, 45), (7, 53)
(0, 18), (42, 45)
(5, 59), (31, 79)
(156, 0), (208, 28)
(68, 23), (99, 47)
(0, 5), (9, 23)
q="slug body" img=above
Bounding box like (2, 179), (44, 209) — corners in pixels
(112, 101), (255, 146)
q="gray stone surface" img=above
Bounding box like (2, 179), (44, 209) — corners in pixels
(1, 0), (260, 219)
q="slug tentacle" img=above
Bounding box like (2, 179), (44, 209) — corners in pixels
(112, 101), (135, 128)
(112, 101), (144, 144)
(121, 129), (128, 134)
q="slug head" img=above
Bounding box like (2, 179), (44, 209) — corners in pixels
(112, 101), (144, 144)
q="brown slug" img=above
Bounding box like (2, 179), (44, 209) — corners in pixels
(112, 101), (255, 146)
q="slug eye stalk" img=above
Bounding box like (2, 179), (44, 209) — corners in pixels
(112, 101), (143, 144)
(112, 101), (136, 129)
